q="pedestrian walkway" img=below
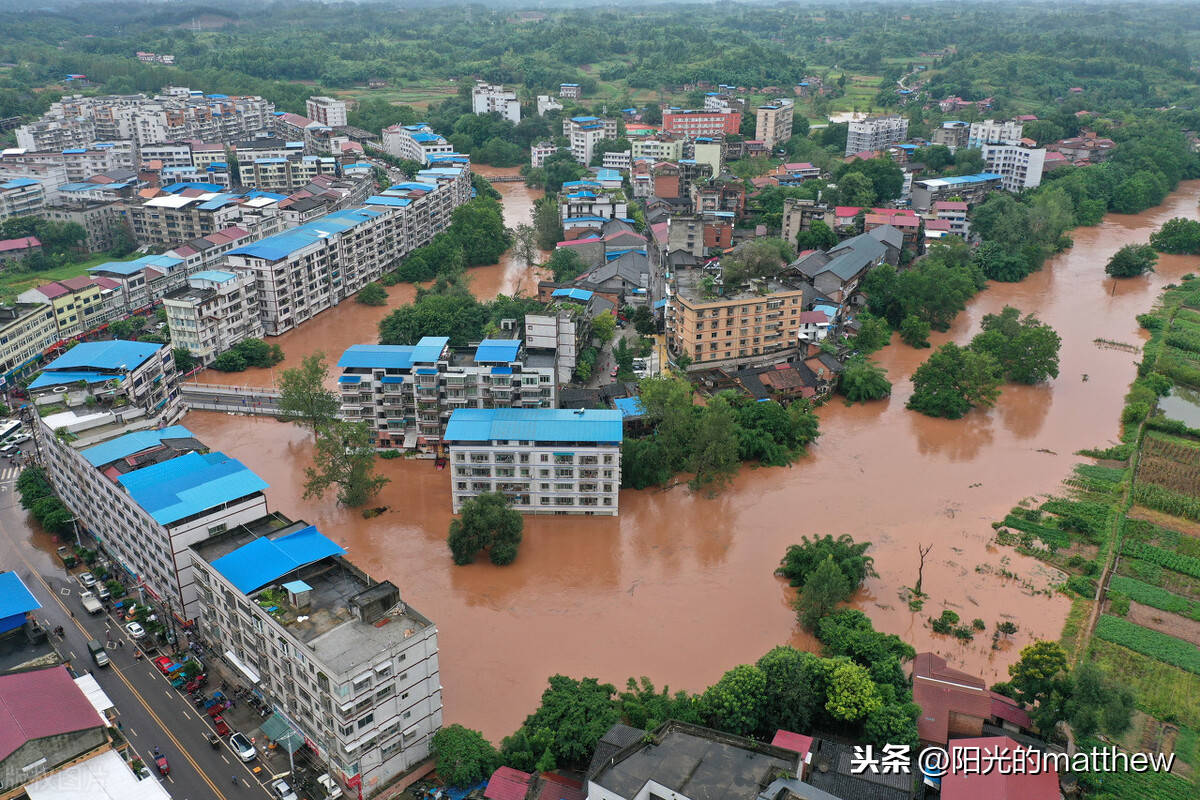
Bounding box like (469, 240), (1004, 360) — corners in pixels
(0, 463), (20, 483)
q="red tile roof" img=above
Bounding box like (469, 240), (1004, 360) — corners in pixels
(485, 766), (532, 800)
(536, 773), (584, 800)
(92, 277), (120, 290)
(771, 730), (814, 759)
(557, 236), (601, 247)
(933, 201), (968, 212)
(0, 236), (41, 252)
(0, 666), (104, 761)
(924, 219), (952, 231)
(172, 245), (199, 257)
(989, 691), (1034, 730)
(834, 206), (863, 218)
(913, 652), (992, 744)
(798, 310), (830, 324)
(942, 736), (1059, 800)
(782, 162), (816, 171)
(59, 276), (95, 291)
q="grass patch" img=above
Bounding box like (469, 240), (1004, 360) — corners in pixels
(1060, 595), (1093, 654)
(1095, 615), (1200, 674)
(1077, 755), (1197, 800)
(1091, 639), (1200, 727)
(0, 252), (140, 299)
(1001, 514), (1073, 549)
(1110, 576), (1200, 621)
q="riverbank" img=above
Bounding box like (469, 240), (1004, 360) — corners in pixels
(181, 182), (1200, 741)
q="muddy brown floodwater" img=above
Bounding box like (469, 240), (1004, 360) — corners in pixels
(185, 182), (1200, 742)
(189, 164), (548, 389)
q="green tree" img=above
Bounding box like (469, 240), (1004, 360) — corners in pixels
(210, 350), (248, 372)
(698, 664), (768, 737)
(824, 661), (883, 722)
(1105, 243), (1158, 278)
(863, 702), (920, 747)
(512, 223), (539, 267)
(899, 314), (931, 349)
(851, 312), (891, 354)
(533, 194), (565, 250)
(591, 309), (616, 344)
(796, 220), (838, 252)
(969, 306), (1061, 384)
(500, 676), (618, 771)
(795, 555), (854, 629)
(780, 534), (876, 589)
(172, 347), (195, 373)
(1008, 640), (1069, 706)
(548, 248), (587, 283)
(838, 356), (892, 403)
(618, 677), (701, 731)
(916, 144), (953, 172)
(687, 395), (740, 494)
(907, 343), (1002, 419)
(449, 197), (511, 266)
(303, 420), (390, 507)
(951, 147), (985, 175)
(356, 281), (388, 306)
(447, 492), (524, 566)
(836, 171), (875, 207)
(431, 725), (499, 788)
(379, 281), (489, 347)
(722, 238), (794, 286)
(1150, 217), (1200, 254)
(277, 353), (339, 432)
(756, 647), (826, 736)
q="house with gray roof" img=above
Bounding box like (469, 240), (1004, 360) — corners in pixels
(786, 225), (899, 302)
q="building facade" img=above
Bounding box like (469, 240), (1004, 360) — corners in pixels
(0, 303), (57, 389)
(845, 115), (909, 156)
(980, 142), (1045, 192)
(967, 119), (1023, 149)
(0, 177), (46, 220)
(661, 110), (741, 137)
(910, 172), (1004, 211)
(306, 96), (349, 128)
(163, 270), (264, 364)
(382, 124), (455, 165)
(190, 522), (441, 796)
(337, 338), (557, 452)
(666, 274), (807, 366)
(562, 116), (617, 165)
(471, 83), (520, 124)
(444, 408), (622, 515)
(755, 99), (795, 150)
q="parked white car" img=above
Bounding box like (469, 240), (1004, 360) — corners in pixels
(270, 780), (298, 800)
(229, 732), (256, 762)
(125, 622), (146, 639)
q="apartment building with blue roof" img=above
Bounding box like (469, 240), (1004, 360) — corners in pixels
(382, 123), (456, 165)
(33, 421), (271, 619)
(27, 339), (181, 422)
(444, 408), (622, 514)
(337, 336), (556, 452)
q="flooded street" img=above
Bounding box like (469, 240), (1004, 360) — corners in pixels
(185, 182), (1200, 742)
(190, 164), (546, 389)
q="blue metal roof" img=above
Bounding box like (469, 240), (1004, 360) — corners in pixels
(40, 340), (161, 373)
(653, 298), (667, 309)
(197, 193), (240, 210)
(210, 525), (345, 595)
(118, 451), (268, 525)
(490, 366), (512, 375)
(474, 339), (521, 363)
(337, 337), (447, 370)
(81, 425), (195, 467)
(28, 370), (124, 389)
(386, 182), (437, 193)
(571, 116), (600, 122)
(551, 288), (594, 302)
(595, 168), (621, 180)
(613, 396), (645, 418)
(0, 571), (41, 621)
(364, 195), (412, 208)
(411, 132), (442, 143)
(563, 216), (610, 224)
(444, 408), (623, 444)
(920, 172), (1004, 187)
(337, 375), (361, 384)
(0, 178), (39, 189)
(59, 182), (100, 192)
(162, 182), (224, 193)
(88, 254), (183, 276)
(61, 148), (87, 154)
(229, 208), (382, 261)
(191, 270), (237, 283)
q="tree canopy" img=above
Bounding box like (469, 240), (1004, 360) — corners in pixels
(907, 342), (1002, 419)
(448, 492), (524, 566)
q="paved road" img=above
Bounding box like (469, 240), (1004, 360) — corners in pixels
(0, 477), (274, 800)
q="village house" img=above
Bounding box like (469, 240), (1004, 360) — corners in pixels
(785, 226), (900, 303)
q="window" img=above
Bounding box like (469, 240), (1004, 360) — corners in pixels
(376, 685), (394, 701)
(353, 675), (372, 693)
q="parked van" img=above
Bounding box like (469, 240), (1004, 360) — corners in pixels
(87, 639), (110, 667)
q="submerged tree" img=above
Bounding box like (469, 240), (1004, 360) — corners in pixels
(278, 352), (340, 432)
(447, 491), (524, 565)
(303, 421), (390, 507)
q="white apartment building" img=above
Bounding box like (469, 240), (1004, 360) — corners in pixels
(968, 119), (1024, 149)
(382, 124), (455, 165)
(524, 312), (578, 385)
(225, 166), (471, 336)
(243, 155), (339, 193)
(163, 270), (264, 364)
(703, 92), (744, 114)
(471, 82), (520, 124)
(560, 180), (628, 222)
(932, 201), (969, 237)
(531, 141), (560, 168)
(190, 522), (442, 795)
(981, 142), (1046, 192)
(845, 115), (909, 156)
(602, 150), (632, 170)
(562, 116), (618, 165)
(536, 95), (564, 116)
(444, 408), (622, 515)
(0, 177), (46, 220)
(0, 303), (57, 388)
(2, 142), (135, 184)
(139, 141), (197, 170)
(755, 98), (795, 150)
(631, 137), (685, 162)
(337, 338), (557, 452)
(306, 96), (348, 128)
(125, 189), (286, 247)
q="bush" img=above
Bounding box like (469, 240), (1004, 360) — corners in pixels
(1108, 592), (1131, 616)
(1066, 575), (1095, 596)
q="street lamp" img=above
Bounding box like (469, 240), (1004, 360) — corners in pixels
(69, 516), (81, 549)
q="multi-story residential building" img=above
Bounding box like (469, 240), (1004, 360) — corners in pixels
(124, 187), (286, 246)
(139, 140), (197, 170)
(190, 520), (442, 794)
(560, 179), (628, 222)
(845, 114), (909, 156)
(562, 116), (618, 165)
(601, 150), (632, 170)
(17, 276), (116, 338)
(531, 141), (560, 168)
(687, 137), (724, 176)
(243, 154), (339, 194)
(755, 98), (795, 150)
(910, 172), (1004, 211)
(227, 166), (470, 336)
(382, 124), (455, 165)
(661, 110), (741, 137)
(163, 270), (263, 364)
(444, 408), (622, 515)
(1, 142), (135, 184)
(980, 142), (1045, 192)
(471, 82), (520, 124)
(536, 95), (563, 116)
(932, 200), (969, 237)
(35, 418), (266, 622)
(666, 265), (808, 367)
(0, 303), (57, 388)
(559, 83), (581, 100)
(18, 89), (275, 150)
(967, 119), (1023, 149)
(789, 227), (900, 304)
(631, 136), (685, 163)
(525, 312), (579, 385)
(43, 200), (120, 251)
(306, 96), (348, 128)
(692, 174), (746, 219)
(781, 198), (830, 245)
(337, 337), (557, 452)
(0, 177), (46, 220)
(652, 160), (714, 205)
(703, 92), (745, 114)
(932, 120), (970, 151)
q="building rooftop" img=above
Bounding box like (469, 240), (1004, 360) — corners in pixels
(445, 408), (623, 444)
(942, 736), (1059, 800)
(589, 720), (797, 800)
(918, 172), (1004, 188)
(24, 748), (171, 800)
(193, 519), (433, 674)
(116, 450), (268, 526)
(89, 254), (184, 277)
(338, 338), (449, 370)
(912, 652), (992, 744)
(0, 571), (41, 634)
(0, 666), (105, 762)
(228, 208), (382, 261)
(473, 338), (522, 364)
(31, 341), (162, 388)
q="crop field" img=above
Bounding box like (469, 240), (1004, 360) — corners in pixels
(1096, 615), (1200, 674)
(1132, 483), (1200, 523)
(1110, 576), (1200, 622)
(1124, 541), (1200, 580)
(1144, 434), (1200, 465)
(1138, 455), (1200, 496)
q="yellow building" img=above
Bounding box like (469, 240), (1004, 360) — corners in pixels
(17, 277), (112, 338)
(0, 302), (57, 385)
(667, 272), (806, 366)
